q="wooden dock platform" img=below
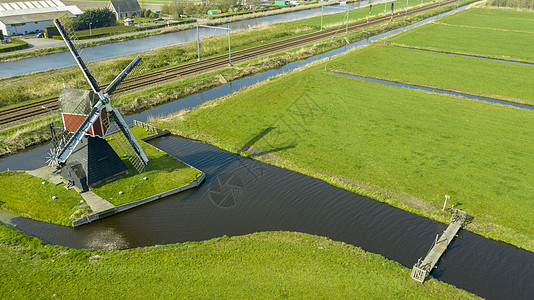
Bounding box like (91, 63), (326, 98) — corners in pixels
(411, 209), (467, 283)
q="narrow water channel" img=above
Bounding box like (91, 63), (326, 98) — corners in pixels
(1, 5), (533, 299)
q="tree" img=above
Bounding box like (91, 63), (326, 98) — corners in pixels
(73, 8), (117, 31)
(0, 31), (4, 42)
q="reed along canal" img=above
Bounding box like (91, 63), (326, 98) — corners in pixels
(1, 6), (534, 300)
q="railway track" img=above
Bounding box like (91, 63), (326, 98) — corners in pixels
(0, 0), (457, 127)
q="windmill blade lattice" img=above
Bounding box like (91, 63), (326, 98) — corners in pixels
(107, 57), (148, 100)
(56, 14), (101, 87)
(105, 119), (146, 173)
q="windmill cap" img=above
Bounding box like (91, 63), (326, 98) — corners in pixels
(59, 88), (98, 114)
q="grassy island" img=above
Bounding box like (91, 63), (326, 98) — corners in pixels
(0, 127), (202, 225)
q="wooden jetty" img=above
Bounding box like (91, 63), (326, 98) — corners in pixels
(411, 209), (467, 283)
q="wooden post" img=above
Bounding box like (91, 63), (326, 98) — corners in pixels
(443, 195), (450, 211)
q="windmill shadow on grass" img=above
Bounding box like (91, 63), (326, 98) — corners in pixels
(238, 127), (297, 158)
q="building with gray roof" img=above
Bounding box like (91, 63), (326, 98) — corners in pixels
(108, 0), (141, 20)
(0, 0), (82, 36)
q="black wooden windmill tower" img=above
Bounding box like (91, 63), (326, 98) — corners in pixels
(45, 15), (148, 192)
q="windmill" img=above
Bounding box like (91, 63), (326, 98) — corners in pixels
(45, 15), (148, 192)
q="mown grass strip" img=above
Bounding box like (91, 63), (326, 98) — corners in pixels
(326, 43), (534, 105)
(0, 225), (478, 298)
(153, 61), (534, 251)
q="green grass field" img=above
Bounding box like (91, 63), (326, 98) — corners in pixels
(0, 171), (87, 226)
(326, 44), (534, 105)
(437, 7), (534, 32)
(154, 59), (534, 251)
(388, 8), (534, 62)
(92, 126), (202, 206)
(0, 224), (477, 298)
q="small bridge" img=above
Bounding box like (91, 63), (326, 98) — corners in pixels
(411, 209), (467, 283)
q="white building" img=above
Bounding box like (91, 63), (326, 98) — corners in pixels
(0, 1), (82, 36)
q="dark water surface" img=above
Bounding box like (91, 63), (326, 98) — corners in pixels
(3, 136), (534, 299)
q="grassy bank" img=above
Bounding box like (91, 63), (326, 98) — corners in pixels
(293, 0), (436, 28)
(327, 43), (534, 105)
(152, 56), (534, 251)
(0, 225), (478, 298)
(0, 171), (88, 226)
(0, 115), (60, 157)
(92, 127), (202, 206)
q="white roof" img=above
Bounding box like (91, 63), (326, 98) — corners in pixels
(0, 0), (82, 18)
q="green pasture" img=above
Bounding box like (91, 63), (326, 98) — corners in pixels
(326, 44), (534, 105)
(436, 7), (534, 32)
(0, 225), (477, 298)
(0, 171), (86, 226)
(388, 22), (534, 62)
(154, 61), (534, 251)
(91, 126), (202, 206)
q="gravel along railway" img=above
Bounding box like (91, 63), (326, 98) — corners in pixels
(0, 0), (457, 127)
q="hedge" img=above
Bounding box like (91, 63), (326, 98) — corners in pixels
(0, 38), (29, 53)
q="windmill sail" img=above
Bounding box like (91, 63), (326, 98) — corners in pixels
(105, 55), (142, 95)
(54, 17), (101, 95)
(51, 17), (149, 173)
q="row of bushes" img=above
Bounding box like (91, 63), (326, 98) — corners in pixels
(208, 7), (282, 19)
(0, 39), (29, 53)
(51, 19), (197, 40)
